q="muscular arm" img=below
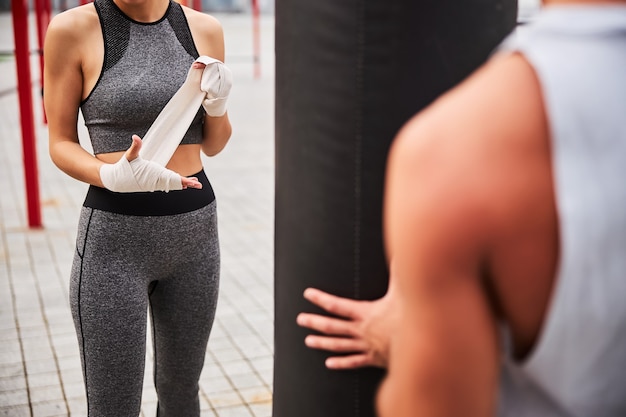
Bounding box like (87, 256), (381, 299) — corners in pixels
(377, 53), (553, 417)
(186, 9), (232, 157)
(44, 7), (106, 187)
(378, 119), (501, 417)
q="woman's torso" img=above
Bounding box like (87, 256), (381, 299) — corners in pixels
(79, 0), (204, 176)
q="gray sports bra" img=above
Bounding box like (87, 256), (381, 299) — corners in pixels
(81, 0), (204, 155)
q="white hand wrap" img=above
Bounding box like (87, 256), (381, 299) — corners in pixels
(100, 56), (231, 193)
(100, 156), (183, 193)
(138, 56), (233, 167)
(197, 56), (233, 117)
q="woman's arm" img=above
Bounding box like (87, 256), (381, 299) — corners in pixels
(186, 9), (233, 157)
(44, 8), (107, 187)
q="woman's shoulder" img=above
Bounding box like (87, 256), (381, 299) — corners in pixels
(181, 6), (223, 37)
(181, 7), (225, 60)
(47, 4), (100, 42)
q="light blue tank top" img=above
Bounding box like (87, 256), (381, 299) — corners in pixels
(496, 5), (626, 417)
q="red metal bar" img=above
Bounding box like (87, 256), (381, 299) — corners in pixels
(12, 0), (43, 228)
(251, 0), (261, 79)
(192, 0), (201, 11)
(35, 0), (51, 124)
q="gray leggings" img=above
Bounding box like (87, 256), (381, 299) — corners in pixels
(70, 201), (220, 417)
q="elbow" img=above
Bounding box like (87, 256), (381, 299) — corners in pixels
(202, 123), (232, 157)
(48, 141), (64, 170)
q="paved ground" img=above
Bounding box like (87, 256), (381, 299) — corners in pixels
(0, 9), (275, 417)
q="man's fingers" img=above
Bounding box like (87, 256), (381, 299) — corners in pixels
(303, 288), (363, 319)
(297, 313), (356, 336)
(304, 335), (369, 353)
(325, 354), (374, 370)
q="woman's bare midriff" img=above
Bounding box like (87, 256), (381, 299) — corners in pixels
(95, 144), (204, 177)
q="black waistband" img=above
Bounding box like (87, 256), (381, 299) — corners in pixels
(83, 170), (215, 216)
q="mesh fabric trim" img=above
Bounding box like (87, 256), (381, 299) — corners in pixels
(167, 2), (200, 59)
(95, 0), (131, 72)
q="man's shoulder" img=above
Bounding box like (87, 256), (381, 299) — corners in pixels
(387, 52), (550, 249)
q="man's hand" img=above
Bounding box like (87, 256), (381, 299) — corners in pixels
(296, 284), (398, 370)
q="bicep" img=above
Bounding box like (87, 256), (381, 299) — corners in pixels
(378, 51), (549, 417)
(44, 18), (83, 148)
(379, 119), (500, 417)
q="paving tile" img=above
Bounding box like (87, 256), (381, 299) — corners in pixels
(58, 368), (83, 385)
(257, 368), (274, 388)
(60, 381), (85, 401)
(30, 399), (68, 417)
(25, 372), (61, 389)
(248, 401), (273, 417)
(0, 389), (29, 407)
(0, 405), (32, 417)
(29, 384), (65, 404)
(210, 347), (244, 363)
(200, 409), (218, 417)
(200, 375), (234, 395)
(0, 374), (27, 391)
(0, 363), (24, 379)
(208, 390), (244, 409)
(16, 326), (48, 340)
(237, 386), (272, 405)
(0, 346), (22, 366)
(0, 328), (19, 342)
(228, 373), (264, 391)
(25, 359), (58, 376)
(214, 404), (254, 417)
(55, 356), (81, 372)
(65, 399), (87, 417)
(219, 359), (254, 377)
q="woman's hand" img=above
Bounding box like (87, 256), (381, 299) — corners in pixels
(99, 135), (202, 192)
(194, 56), (232, 118)
(125, 135), (202, 190)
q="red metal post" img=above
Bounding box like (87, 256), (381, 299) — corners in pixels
(251, 0), (261, 79)
(12, 0), (43, 228)
(192, 0), (201, 11)
(35, 0), (51, 124)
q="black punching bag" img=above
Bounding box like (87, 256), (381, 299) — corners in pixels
(274, 1), (518, 416)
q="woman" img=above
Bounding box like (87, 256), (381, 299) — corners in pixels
(43, 0), (231, 415)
